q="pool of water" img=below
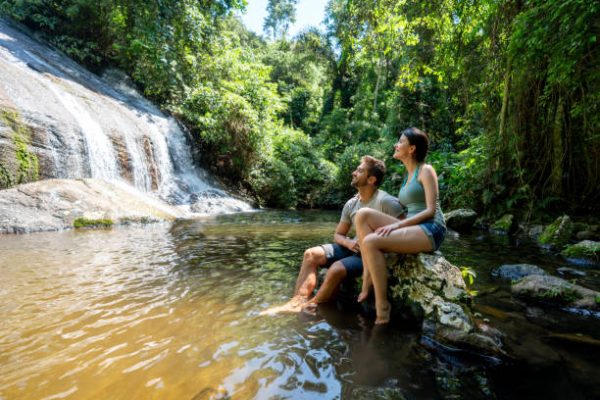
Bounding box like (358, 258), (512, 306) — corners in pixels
(0, 211), (598, 399)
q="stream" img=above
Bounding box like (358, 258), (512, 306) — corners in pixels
(0, 211), (598, 399)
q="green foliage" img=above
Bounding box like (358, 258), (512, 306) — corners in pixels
(73, 218), (113, 229)
(460, 266), (478, 297)
(263, 0), (297, 40)
(2, 0), (598, 217)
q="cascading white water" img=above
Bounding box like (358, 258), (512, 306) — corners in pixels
(0, 19), (253, 215)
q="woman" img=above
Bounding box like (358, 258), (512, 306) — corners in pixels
(355, 127), (446, 324)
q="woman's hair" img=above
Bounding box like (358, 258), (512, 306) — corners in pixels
(401, 127), (429, 162)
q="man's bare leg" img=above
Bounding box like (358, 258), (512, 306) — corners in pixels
(304, 261), (347, 308)
(260, 246), (327, 315)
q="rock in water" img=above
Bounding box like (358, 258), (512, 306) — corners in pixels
(491, 264), (548, 281)
(444, 208), (477, 232)
(387, 253), (505, 357)
(512, 275), (599, 310)
(538, 215), (574, 249)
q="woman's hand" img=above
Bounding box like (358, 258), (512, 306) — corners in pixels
(375, 221), (402, 236)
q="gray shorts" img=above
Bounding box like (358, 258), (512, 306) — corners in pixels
(320, 243), (363, 279)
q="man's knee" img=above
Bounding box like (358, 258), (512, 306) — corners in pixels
(304, 246), (326, 266)
(355, 208), (371, 224)
(327, 261), (348, 281)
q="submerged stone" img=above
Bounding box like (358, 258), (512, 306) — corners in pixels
(491, 264), (548, 281)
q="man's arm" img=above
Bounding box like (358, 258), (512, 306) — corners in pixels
(333, 221), (360, 253)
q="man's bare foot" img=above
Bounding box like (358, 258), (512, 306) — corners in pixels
(301, 301), (318, 315)
(259, 295), (308, 316)
(357, 290), (369, 303)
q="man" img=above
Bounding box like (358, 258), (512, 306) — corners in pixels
(263, 155), (404, 314)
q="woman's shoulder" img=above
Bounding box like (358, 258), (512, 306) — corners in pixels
(418, 164), (438, 179)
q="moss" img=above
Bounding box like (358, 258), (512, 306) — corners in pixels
(531, 287), (582, 305)
(562, 241), (600, 262)
(539, 215), (573, 247)
(0, 109), (39, 186)
(491, 214), (514, 233)
(73, 218), (113, 229)
(0, 163), (12, 189)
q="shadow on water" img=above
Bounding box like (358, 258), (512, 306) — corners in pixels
(0, 210), (598, 399)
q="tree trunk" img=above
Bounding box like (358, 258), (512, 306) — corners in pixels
(550, 94), (564, 196)
(498, 56), (512, 168)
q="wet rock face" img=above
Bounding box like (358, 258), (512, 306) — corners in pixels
(491, 264), (548, 281)
(0, 178), (183, 234)
(387, 253), (504, 356)
(444, 209), (477, 232)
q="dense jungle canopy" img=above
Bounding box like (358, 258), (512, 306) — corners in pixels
(1, 0), (598, 221)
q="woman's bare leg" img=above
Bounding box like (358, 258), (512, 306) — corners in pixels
(361, 226), (432, 324)
(355, 208), (400, 302)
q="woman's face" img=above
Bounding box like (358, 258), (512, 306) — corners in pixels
(393, 134), (413, 160)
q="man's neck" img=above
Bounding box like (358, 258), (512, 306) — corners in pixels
(357, 186), (377, 202)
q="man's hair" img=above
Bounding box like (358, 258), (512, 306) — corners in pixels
(361, 155), (386, 187)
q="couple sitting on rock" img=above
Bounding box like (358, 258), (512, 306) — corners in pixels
(264, 127), (446, 324)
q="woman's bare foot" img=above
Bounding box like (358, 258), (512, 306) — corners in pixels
(375, 301), (391, 325)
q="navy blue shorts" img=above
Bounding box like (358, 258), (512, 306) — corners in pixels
(419, 220), (446, 251)
(320, 243), (363, 279)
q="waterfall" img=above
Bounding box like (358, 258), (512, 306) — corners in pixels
(0, 19), (252, 215)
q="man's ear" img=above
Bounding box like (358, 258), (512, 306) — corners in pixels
(367, 175), (377, 186)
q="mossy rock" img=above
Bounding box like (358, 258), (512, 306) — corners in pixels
(491, 214), (515, 234)
(512, 275), (599, 309)
(73, 218), (113, 229)
(538, 215), (573, 248)
(562, 240), (600, 264)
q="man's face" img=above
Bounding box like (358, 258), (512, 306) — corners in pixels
(351, 162), (371, 188)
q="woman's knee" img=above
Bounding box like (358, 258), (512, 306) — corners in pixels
(355, 208), (374, 225)
(362, 233), (383, 251)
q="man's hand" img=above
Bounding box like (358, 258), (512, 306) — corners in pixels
(346, 238), (360, 253)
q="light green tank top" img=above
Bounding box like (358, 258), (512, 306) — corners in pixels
(398, 164), (445, 227)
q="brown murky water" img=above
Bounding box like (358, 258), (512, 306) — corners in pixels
(1, 211), (599, 399)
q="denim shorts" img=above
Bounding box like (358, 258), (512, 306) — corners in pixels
(419, 220), (446, 251)
(320, 243), (363, 279)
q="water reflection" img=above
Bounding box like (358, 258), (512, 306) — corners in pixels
(0, 211), (598, 399)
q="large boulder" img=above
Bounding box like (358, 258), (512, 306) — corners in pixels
(512, 275), (599, 310)
(561, 240), (600, 265)
(538, 215), (574, 248)
(444, 208), (477, 232)
(491, 264), (548, 281)
(386, 253), (504, 356)
(0, 178), (184, 234)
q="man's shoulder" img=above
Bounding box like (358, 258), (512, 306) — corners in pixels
(343, 194), (360, 209)
(376, 189), (397, 202)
